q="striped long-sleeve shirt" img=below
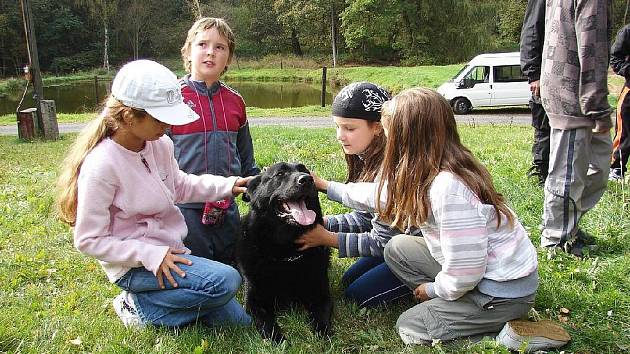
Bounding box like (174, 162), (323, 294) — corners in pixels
(325, 210), (407, 258)
(328, 171), (538, 301)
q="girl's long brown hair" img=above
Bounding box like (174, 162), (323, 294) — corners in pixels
(376, 88), (514, 230)
(345, 123), (385, 183)
(56, 96), (145, 226)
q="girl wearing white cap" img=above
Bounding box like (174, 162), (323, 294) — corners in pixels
(56, 60), (251, 328)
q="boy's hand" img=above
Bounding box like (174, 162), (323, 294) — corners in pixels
(310, 172), (329, 192)
(156, 248), (192, 289)
(232, 176), (254, 196)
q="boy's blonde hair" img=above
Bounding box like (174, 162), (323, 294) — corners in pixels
(56, 96), (147, 225)
(181, 17), (235, 73)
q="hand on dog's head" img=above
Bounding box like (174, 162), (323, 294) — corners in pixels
(241, 162), (321, 226)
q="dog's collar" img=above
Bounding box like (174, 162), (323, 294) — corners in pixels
(276, 254), (304, 262)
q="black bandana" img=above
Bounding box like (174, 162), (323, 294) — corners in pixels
(331, 82), (391, 121)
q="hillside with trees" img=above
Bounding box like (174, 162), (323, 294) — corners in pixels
(1, 0), (628, 77)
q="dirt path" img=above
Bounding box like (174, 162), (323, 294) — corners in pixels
(0, 109), (532, 136)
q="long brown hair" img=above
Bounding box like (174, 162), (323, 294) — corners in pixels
(345, 123), (385, 182)
(56, 96), (146, 225)
(376, 87), (514, 229)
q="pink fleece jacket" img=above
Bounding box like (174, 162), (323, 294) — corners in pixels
(73, 135), (238, 282)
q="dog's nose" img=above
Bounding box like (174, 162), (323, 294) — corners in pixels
(297, 174), (313, 185)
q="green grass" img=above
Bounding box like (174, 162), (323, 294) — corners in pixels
(1, 126), (629, 353)
(222, 65), (462, 93)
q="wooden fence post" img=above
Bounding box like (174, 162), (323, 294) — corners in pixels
(94, 75), (99, 106)
(321, 66), (327, 107)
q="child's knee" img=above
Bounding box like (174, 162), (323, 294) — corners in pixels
(211, 264), (241, 296)
(384, 235), (407, 264)
(396, 307), (432, 344)
(186, 257), (242, 296)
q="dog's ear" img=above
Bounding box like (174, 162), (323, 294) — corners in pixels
(242, 175), (262, 203)
(296, 163), (310, 174)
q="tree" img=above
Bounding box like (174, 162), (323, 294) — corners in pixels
(0, 0), (26, 76)
(495, 0), (528, 50)
(118, 0), (155, 60)
(74, 0), (120, 72)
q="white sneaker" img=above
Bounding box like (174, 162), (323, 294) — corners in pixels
(496, 319), (570, 352)
(112, 291), (144, 328)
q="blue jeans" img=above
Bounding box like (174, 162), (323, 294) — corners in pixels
(342, 257), (411, 308)
(115, 254), (251, 327)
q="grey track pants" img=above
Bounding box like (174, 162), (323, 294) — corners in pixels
(541, 127), (612, 247)
(383, 235), (534, 344)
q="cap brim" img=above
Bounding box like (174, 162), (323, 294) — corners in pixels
(145, 103), (199, 126)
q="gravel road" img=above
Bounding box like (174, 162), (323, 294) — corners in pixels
(0, 108), (531, 135)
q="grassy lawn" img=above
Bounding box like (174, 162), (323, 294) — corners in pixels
(1, 125), (628, 353)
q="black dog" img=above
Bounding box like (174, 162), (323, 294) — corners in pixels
(237, 162), (332, 343)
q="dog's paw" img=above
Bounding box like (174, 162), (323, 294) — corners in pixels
(268, 331), (287, 344)
(314, 323), (333, 339)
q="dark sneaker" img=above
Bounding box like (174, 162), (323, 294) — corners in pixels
(526, 165), (547, 186)
(575, 229), (596, 245)
(609, 168), (623, 182)
(561, 236), (598, 259)
(496, 319), (570, 352)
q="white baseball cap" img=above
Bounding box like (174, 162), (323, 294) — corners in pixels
(111, 60), (199, 126)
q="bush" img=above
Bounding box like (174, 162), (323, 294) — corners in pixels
(49, 51), (100, 74)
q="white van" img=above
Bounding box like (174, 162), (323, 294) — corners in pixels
(437, 52), (530, 114)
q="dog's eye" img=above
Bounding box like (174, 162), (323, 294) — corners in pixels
(275, 171), (285, 177)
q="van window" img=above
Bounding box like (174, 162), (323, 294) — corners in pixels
(464, 66), (490, 83)
(493, 65), (527, 83)
(452, 65), (470, 80)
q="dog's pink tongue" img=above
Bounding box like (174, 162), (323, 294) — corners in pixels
(286, 201), (316, 225)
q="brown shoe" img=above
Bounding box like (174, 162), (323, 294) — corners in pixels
(496, 319), (570, 352)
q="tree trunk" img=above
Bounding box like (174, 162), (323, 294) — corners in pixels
(331, 3), (337, 67)
(625, 0), (630, 25)
(291, 28), (303, 56)
(134, 24), (139, 60)
(187, 0), (202, 19)
(103, 21), (110, 72)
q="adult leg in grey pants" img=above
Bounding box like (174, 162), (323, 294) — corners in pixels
(541, 128), (611, 249)
(384, 235), (534, 344)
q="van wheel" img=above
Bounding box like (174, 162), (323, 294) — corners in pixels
(452, 98), (471, 115)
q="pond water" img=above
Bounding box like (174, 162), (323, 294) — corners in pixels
(0, 80), (339, 115)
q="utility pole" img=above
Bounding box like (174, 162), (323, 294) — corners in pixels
(19, 0), (58, 140)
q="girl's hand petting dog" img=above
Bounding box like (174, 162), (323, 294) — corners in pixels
(232, 176), (254, 196)
(156, 248), (192, 289)
(295, 224), (339, 250)
(310, 172), (329, 192)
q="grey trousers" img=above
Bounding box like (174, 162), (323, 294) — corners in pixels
(541, 127), (612, 247)
(383, 235), (534, 344)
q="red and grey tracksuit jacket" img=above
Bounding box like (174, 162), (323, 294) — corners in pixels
(171, 75), (259, 201)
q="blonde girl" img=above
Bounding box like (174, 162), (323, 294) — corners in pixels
(57, 60), (251, 328)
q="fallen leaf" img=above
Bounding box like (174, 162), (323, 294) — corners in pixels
(560, 307), (570, 315)
(69, 337), (82, 346)
(607, 310), (613, 316)
(558, 315), (569, 323)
